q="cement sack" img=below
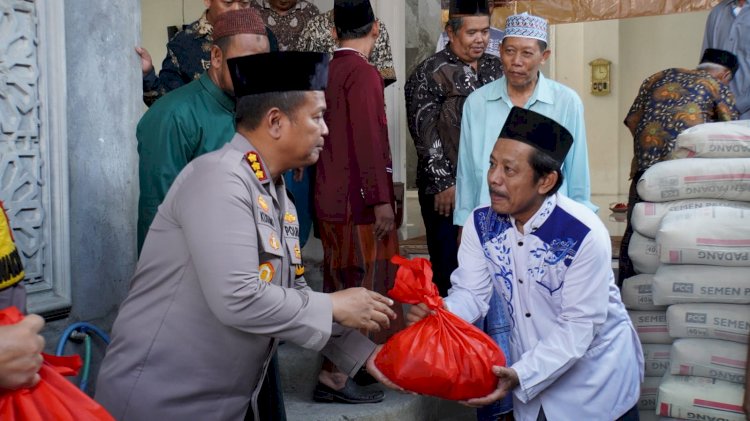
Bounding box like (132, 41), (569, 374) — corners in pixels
(637, 413), (660, 421)
(667, 303), (750, 344)
(639, 412), (686, 421)
(630, 310), (673, 344)
(623, 274), (667, 311)
(653, 265), (750, 305)
(630, 232), (660, 275)
(671, 120), (750, 159)
(670, 338), (747, 384)
(657, 373), (745, 421)
(631, 199), (750, 238)
(636, 158), (750, 202)
(657, 207), (750, 267)
(639, 375), (662, 410)
(643, 343), (673, 377)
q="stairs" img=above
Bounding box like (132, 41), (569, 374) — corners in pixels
(278, 343), (474, 421)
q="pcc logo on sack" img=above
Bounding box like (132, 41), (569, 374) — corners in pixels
(638, 284), (653, 294)
(673, 283), (694, 293)
(660, 189), (680, 200)
(685, 312), (707, 324)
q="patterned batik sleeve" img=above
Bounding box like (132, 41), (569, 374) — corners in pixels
(404, 62), (455, 194)
(370, 20), (397, 86)
(143, 43), (186, 107)
(624, 75), (653, 137)
(716, 82), (740, 121)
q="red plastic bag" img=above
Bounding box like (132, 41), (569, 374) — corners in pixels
(0, 306), (115, 421)
(375, 256), (506, 401)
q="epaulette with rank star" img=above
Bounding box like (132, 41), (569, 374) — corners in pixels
(294, 264), (305, 278)
(245, 151), (267, 181)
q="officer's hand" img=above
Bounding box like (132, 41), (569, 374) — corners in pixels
(0, 314), (45, 390)
(460, 366), (518, 407)
(434, 185), (455, 217)
(373, 203), (394, 240)
(135, 46), (154, 75)
(330, 288), (396, 332)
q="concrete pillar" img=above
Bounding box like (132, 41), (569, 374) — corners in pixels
(40, 0), (142, 392)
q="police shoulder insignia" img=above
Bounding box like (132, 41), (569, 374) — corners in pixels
(259, 262), (275, 283)
(258, 195), (270, 213)
(294, 264), (305, 277)
(269, 234), (280, 250)
(294, 243), (301, 259)
(284, 212), (297, 223)
(245, 151), (267, 181)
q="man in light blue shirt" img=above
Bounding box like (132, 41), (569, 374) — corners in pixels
(702, 0), (750, 119)
(454, 12), (596, 227)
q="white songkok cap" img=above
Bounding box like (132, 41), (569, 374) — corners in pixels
(503, 12), (548, 43)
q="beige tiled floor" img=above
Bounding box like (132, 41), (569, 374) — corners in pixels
(401, 191), (628, 240)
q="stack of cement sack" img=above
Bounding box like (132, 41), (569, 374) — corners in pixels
(622, 274), (671, 413)
(626, 121), (750, 421)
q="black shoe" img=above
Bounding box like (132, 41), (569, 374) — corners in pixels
(312, 378), (385, 404)
(353, 367), (378, 386)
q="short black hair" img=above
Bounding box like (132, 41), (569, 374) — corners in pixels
(336, 21), (374, 41)
(214, 36), (232, 54)
(528, 148), (563, 195)
(235, 91), (308, 130)
(446, 17), (464, 34)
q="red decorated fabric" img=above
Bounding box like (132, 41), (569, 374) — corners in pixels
(0, 307), (115, 421)
(374, 256), (506, 400)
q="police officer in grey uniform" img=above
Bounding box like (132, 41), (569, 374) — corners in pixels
(95, 51), (398, 421)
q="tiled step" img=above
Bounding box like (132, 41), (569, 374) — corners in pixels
(292, 238), (475, 420)
(277, 343), (474, 421)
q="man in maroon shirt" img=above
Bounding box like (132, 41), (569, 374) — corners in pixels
(312, 0), (403, 404)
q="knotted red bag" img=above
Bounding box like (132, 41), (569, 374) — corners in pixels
(374, 256), (506, 400)
(0, 306), (115, 421)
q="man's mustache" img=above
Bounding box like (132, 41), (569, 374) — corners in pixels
(489, 188), (508, 199)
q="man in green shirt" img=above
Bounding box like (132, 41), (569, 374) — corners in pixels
(137, 8), (269, 252)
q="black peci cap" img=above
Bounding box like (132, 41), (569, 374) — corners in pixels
(498, 107), (573, 166)
(228, 52), (330, 98)
(701, 48), (739, 76)
(449, 0), (490, 18)
(334, 0), (375, 32)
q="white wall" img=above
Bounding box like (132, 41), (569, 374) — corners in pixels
(141, 0), (205, 72)
(553, 11), (710, 196)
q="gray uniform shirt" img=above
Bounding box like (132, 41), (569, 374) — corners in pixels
(96, 134), (374, 421)
(703, 0), (750, 118)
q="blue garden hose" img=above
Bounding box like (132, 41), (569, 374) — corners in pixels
(55, 322), (111, 392)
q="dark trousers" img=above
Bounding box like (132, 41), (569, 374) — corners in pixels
(246, 352), (286, 421)
(418, 189), (459, 297)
